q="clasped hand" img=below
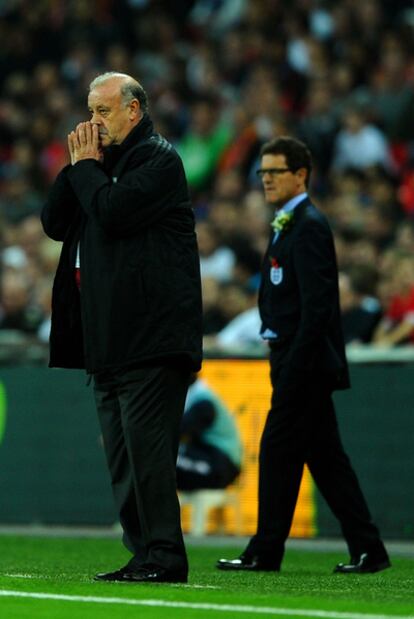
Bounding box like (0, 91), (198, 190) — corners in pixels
(68, 122), (103, 165)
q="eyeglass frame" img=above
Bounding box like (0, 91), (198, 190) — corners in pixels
(256, 167), (297, 178)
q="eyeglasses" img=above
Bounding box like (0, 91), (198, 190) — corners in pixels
(256, 167), (293, 178)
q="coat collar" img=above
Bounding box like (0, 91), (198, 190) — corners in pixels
(103, 113), (154, 169)
(291, 195), (312, 218)
(117, 112), (154, 153)
(277, 192), (308, 215)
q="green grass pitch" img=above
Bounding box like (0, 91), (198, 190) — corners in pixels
(0, 534), (413, 619)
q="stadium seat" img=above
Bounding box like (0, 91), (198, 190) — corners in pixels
(179, 487), (242, 536)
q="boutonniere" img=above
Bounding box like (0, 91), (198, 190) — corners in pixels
(271, 211), (294, 233)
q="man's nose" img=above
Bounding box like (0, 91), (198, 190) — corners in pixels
(90, 113), (101, 125)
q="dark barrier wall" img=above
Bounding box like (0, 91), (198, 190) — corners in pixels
(0, 368), (116, 525)
(319, 363), (414, 540)
(0, 362), (413, 538)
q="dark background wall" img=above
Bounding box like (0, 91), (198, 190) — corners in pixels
(0, 361), (412, 538)
(318, 363), (414, 539)
(0, 368), (116, 525)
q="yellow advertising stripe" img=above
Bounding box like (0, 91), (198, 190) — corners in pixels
(198, 360), (316, 537)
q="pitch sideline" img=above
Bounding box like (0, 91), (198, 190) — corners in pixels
(0, 589), (413, 619)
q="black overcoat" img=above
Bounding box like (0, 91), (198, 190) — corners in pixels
(41, 114), (203, 374)
(259, 196), (350, 390)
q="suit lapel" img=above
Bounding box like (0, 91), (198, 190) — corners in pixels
(270, 196), (311, 248)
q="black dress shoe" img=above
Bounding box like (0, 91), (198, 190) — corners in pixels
(122, 567), (188, 583)
(334, 552), (391, 574)
(95, 564), (187, 583)
(94, 566), (129, 582)
(216, 554), (280, 572)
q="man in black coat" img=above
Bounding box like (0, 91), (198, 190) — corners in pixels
(217, 137), (390, 574)
(41, 72), (202, 583)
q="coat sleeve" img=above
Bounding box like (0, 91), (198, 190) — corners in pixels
(288, 217), (338, 372)
(41, 166), (80, 242)
(66, 143), (186, 238)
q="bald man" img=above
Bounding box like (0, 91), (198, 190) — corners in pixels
(41, 73), (202, 583)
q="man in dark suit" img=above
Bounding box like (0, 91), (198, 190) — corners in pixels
(41, 72), (202, 583)
(217, 137), (390, 574)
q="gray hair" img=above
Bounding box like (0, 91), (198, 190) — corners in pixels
(89, 72), (149, 113)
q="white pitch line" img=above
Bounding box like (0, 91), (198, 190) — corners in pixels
(0, 590), (413, 619)
(3, 575), (218, 589)
(4, 574), (37, 579)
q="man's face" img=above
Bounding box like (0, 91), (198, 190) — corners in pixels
(259, 154), (304, 207)
(88, 81), (138, 148)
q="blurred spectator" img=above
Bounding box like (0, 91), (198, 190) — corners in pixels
(204, 286), (262, 351)
(297, 80), (338, 179)
(189, 0), (247, 39)
(206, 198), (242, 244)
(339, 267), (382, 345)
(393, 220), (414, 254)
(216, 280), (253, 327)
(211, 305), (263, 350)
(0, 177), (43, 224)
(17, 215), (46, 262)
(373, 255), (414, 346)
(212, 168), (245, 202)
(176, 95), (233, 193)
(176, 374), (242, 491)
(218, 107), (261, 182)
(361, 204), (397, 250)
(231, 241), (262, 291)
(239, 189), (271, 255)
(201, 276), (228, 336)
(198, 221), (235, 282)
(0, 270), (43, 334)
(332, 106), (394, 173)
(2, 1), (414, 348)
(347, 237), (380, 270)
(351, 39), (414, 141)
(34, 275), (53, 343)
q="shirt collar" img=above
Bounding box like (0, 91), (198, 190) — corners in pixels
(276, 192), (308, 216)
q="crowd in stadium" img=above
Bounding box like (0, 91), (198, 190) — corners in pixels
(1, 0), (414, 351)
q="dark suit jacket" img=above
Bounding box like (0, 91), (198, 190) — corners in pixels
(259, 197), (350, 391)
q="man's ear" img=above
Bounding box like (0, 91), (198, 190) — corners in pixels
(129, 99), (141, 120)
(296, 167), (307, 186)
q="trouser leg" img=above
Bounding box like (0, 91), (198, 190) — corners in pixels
(94, 379), (146, 561)
(117, 365), (189, 573)
(246, 370), (308, 566)
(94, 364), (190, 573)
(247, 355), (385, 567)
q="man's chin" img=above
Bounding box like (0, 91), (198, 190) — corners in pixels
(265, 192), (281, 206)
(99, 136), (110, 148)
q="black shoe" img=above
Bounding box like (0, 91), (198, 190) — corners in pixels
(94, 566), (129, 582)
(95, 564), (187, 583)
(122, 566), (188, 583)
(334, 552), (391, 574)
(94, 556), (144, 582)
(216, 553), (280, 572)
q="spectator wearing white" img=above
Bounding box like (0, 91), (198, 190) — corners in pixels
(197, 221), (235, 282)
(332, 107), (394, 173)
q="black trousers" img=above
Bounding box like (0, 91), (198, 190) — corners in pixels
(246, 349), (384, 567)
(93, 364), (190, 574)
